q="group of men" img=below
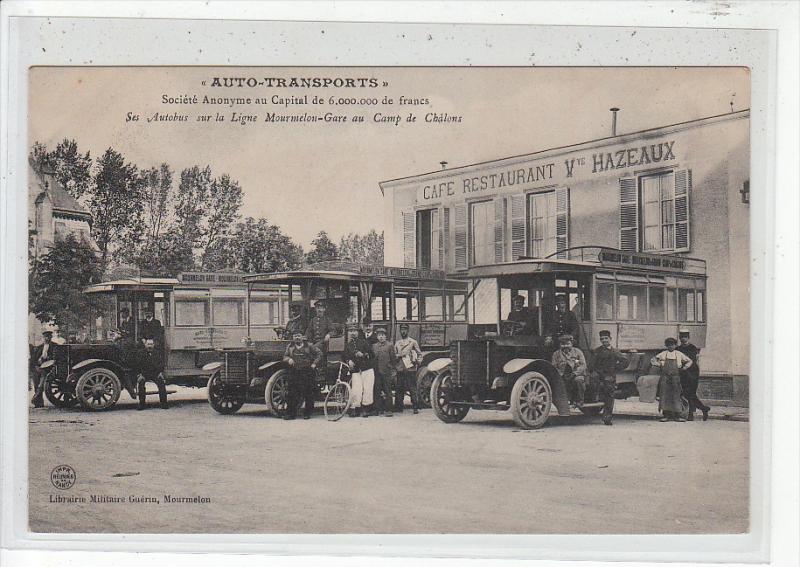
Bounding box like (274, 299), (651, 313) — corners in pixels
(280, 299), (423, 419)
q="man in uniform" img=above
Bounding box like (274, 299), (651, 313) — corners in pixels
(30, 330), (55, 408)
(343, 325), (374, 417)
(591, 330), (629, 425)
(545, 295), (580, 346)
(306, 301), (333, 353)
(139, 309), (163, 346)
(551, 334), (587, 407)
(371, 327), (396, 417)
(505, 294), (537, 335)
(283, 331), (322, 420)
(136, 338), (169, 410)
(118, 307), (135, 341)
(394, 323), (422, 414)
(676, 329), (710, 421)
(283, 303), (308, 339)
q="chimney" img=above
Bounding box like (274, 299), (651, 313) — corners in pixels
(439, 161), (448, 170)
(610, 107), (620, 136)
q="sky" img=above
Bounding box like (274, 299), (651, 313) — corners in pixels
(29, 67), (749, 248)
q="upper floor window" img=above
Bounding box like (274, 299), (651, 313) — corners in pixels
(469, 200), (494, 266)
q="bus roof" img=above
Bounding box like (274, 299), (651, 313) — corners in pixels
(244, 261), (464, 286)
(84, 277), (179, 293)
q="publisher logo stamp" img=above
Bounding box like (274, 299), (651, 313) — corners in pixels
(51, 465), (76, 490)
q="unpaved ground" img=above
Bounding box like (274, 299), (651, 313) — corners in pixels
(28, 387), (749, 534)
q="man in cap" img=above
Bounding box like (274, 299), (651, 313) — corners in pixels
(283, 303), (308, 339)
(545, 294), (579, 346)
(306, 301), (333, 353)
(591, 330), (629, 425)
(371, 326), (396, 417)
(30, 330), (55, 408)
(118, 307), (135, 341)
(343, 325), (374, 417)
(551, 334), (587, 407)
(394, 323), (422, 413)
(282, 331), (322, 420)
(676, 329), (710, 421)
(136, 338), (169, 410)
(139, 308), (163, 346)
(505, 294), (537, 336)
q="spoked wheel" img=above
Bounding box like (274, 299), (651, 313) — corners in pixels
(510, 371), (552, 429)
(430, 371), (470, 423)
(44, 369), (78, 408)
(324, 382), (352, 421)
(207, 372), (246, 415)
(75, 368), (122, 411)
(416, 366), (435, 408)
(265, 369), (290, 417)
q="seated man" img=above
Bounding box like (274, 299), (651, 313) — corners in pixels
(283, 303), (308, 339)
(136, 338), (169, 410)
(544, 294), (580, 347)
(505, 294), (537, 335)
(551, 334), (587, 407)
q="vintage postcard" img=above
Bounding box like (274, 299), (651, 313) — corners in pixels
(24, 65), (752, 536)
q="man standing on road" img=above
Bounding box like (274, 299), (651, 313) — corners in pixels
(551, 334), (587, 407)
(283, 331), (322, 420)
(343, 325), (374, 417)
(136, 338), (169, 410)
(677, 329), (711, 421)
(30, 330), (55, 408)
(591, 330), (629, 426)
(371, 327), (396, 417)
(394, 323), (422, 414)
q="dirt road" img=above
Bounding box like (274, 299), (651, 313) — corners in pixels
(28, 388), (749, 534)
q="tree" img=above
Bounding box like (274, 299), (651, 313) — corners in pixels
(140, 164), (173, 242)
(305, 231), (339, 265)
(204, 217), (303, 273)
(89, 148), (145, 269)
(29, 139), (93, 199)
(338, 229), (384, 266)
(29, 234), (104, 334)
(174, 166), (243, 269)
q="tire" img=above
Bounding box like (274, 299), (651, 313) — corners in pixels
(416, 366), (435, 408)
(430, 371), (469, 423)
(75, 367), (122, 411)
(324, 382), (351, 421)
(207, 372), (246, 415)
(45, 370), (78, 408)
(510, 371), (552, 429)
(265, 369), (291, 417)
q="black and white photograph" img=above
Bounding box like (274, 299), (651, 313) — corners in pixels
(24, 65), (751, 534)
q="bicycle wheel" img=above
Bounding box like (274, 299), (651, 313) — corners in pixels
(324, 382), (351, 421)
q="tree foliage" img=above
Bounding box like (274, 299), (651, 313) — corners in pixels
(29, 234), (104, 332)
(28, 139), (93, 199)
(204, 217), (304, 273)
(305, 231), (339, 265)
(338, 230), (384, 266)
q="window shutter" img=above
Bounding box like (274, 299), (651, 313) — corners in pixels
(494, 198), (506, 263)
(555, 187), (570, 259)
(619, 177), (639, 251)
(402, 208), (416, 268)
(510, 194), (526, 260)
(674, 169), (691, 251)
(453, 203), (468, 270)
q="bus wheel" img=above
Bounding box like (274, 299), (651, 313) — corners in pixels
(324, 382), (351, 421)
(265, 370), (290, 417)
(416, 366), (434, 408)
(75, 368), (121, 411)
(430, 372), (469, 423)
(45, 371), (78, 408)
(510, 371), (552, 429)
(207, 372), (245, 414)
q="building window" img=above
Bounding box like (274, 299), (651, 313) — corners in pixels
(469, 200), (494, 266)
(416, 208), (440, 269)
(527, 191), (557, 258)
(620, 170), (691, 253)
(640, 172), (677, 251)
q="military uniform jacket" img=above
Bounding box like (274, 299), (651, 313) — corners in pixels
(306, 315), (332, 344)
(284, 342), (323, 370)
(343, 337), (374, 372)
(591, 345), (628, 377)
(140, 318), (163, 341)
(546, 310), (579, 339)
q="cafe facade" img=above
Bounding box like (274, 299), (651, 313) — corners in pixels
(380, 110), (750, 404)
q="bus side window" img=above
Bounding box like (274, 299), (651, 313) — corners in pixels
(596, 282), (614, 320)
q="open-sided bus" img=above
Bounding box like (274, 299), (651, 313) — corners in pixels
(42, 271), (287, 411)
(428, 246), (707, 429)
(204, 261), (469, 417)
